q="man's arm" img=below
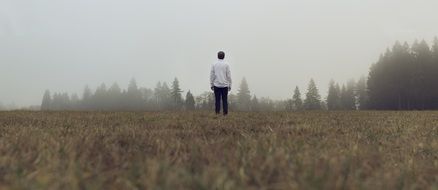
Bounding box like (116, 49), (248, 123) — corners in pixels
(210, 65), (215, 90)
(226, 64), (232, 91)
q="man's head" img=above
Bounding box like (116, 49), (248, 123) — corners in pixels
(217, 51), (225, 60)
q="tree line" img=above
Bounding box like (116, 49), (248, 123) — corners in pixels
(368, 38), (438, 110)
(287, 38), (438, 111)
(40, 38), (438, 111)
(40, 75), (357, 112)
(41, 77), (289, 112)
(41, 78), (194, 111)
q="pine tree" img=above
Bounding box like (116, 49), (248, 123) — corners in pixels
(161, 82), (172, 110)
(432, 37), (438, 108)
(326, 80), (340, 110)
(94, 83), (107, 110)
(154, 82), (163, 110)
(52, 93), (61, 110)
(340, 79), (356, 110)
(60, 93), (71, 110)
(185, 90), (195, 110)
(127, 78), (143, 110)
(292, 86), (303, 111)
(303, 79), (321, 110)
(108, 83), (122, 110)
(356, 76), (368, 110)
(237, 77), (251, 111)
(171, 78), (183, 110)
(250, 95), (259, 111)
(82, 85), (92, 110)
(41, 90), (52, 111)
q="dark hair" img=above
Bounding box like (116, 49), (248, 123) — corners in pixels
(218, 51), (225, 60)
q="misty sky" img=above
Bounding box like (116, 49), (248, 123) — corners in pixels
(1, 0), (438, 106)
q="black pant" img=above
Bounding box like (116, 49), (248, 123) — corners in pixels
(214, 86), (228, 115)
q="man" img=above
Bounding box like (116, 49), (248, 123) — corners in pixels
(210, 51), (232, 115)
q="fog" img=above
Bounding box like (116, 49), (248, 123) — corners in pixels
(1, 0), (438, 107)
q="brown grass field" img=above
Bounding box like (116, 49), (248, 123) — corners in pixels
(0, 111), (437, 189)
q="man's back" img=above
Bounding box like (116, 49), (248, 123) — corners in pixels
(210, 60), (232, 88)
(210, 51), (232, 115)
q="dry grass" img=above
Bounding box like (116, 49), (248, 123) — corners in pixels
(0, 111), (437, 190)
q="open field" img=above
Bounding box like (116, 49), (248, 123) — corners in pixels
(0, 111), (437, 189)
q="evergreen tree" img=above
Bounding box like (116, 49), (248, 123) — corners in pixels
(139, 87), (154, 110)
(161, 82), (172, 110)
(171, 78), (183, 110)
(51, 93), (62, 110)
(185, 90), (195, 110)
(154, 82), (163, 110)
(326, 80), (340, 110)
(292, 86), (303, 110)
(108, 82), (122, 110)
(228, 93), (238, 111)
(356, 76), (368, 110)
(93, 83), (107, 110)
(250, 95), (259, 111)
(340, 79), (356, 110)
(368, 40), (438, 110)
(237, 77), (251, 111)
(127, 78), (143, 110)
(432, 37), (438, 108)
(303, 79), (321, 110)
(41, 90), (52, 111)
(82, 85), (93, 110)
(60, 93), (71, 110)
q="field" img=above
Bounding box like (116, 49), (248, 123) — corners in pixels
(0, 111), (437, 189)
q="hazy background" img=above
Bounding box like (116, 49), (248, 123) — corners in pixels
(1, 0), (438, 107)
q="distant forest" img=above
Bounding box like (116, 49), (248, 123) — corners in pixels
(41, 78), (290, 112)
(40, 38), (438, 111)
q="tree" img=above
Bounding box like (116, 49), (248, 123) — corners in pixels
(93, 83), (107, 110)
(196, 92), (214, 110)
(139, 87), (154, 110)
(432, 37), (438, 108)
(326, 80), (340, 110)
(185, 90), (195, 110)
(171, 78), (183, 110)
(237, 77), (251, 111)
(340, 79), (356, 110)
(51, 93), (62, 110)
(41, 90), (52, 111)
(292, 86), (303, 111)
(154, 82), (163, 110)
(127, 78), (144, 111)
(228, 94), (238, 111)
(367, 40), (438, 110)
(108, 82), (122, 110)
(303, 79), (321, 110)
(82, 85), (93, 110)
(356, 76), (368, 110)
(250, 95), (259, 111)
(160, 82), (172, 110)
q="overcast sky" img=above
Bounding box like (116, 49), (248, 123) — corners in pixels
(1, 0), (438, 106)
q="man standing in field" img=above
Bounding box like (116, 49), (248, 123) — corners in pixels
(210, 51), (232, 115)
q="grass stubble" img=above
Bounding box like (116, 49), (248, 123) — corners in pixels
(0, 111), (437, 189)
